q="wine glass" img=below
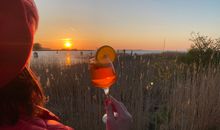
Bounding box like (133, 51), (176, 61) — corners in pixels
(89, 45), (117, 123)
(89, 57), (116, 95)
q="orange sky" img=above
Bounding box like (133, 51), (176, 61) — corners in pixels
(34, 0), (220, 50)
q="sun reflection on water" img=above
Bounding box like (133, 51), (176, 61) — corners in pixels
(65, 53), (71, 66)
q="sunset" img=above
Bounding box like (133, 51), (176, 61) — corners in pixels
(34, 0), (220, 50)
(1, 0), (220, 130)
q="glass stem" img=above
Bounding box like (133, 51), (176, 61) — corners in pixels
(103, 88), (110, 96)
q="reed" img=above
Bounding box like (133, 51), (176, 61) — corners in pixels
(30, 54), (220, 130)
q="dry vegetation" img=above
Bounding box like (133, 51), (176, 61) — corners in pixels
(30, 53), (220, 130)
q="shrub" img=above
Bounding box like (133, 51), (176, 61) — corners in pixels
(179, 33), (220, 66)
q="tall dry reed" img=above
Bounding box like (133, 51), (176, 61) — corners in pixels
(31, 54), (220, 130)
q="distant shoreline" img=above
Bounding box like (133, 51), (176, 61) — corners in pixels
(33, 49), (186, 52)
(33, 49), (94, 51)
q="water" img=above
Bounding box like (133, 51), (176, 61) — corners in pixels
(30, 50), (163, 65)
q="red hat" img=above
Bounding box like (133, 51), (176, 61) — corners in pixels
(0, 0), (38, 87)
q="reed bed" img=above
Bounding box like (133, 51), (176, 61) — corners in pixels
(30, 54), (220, 130)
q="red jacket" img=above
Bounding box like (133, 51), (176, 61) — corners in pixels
(0, 107), (74, 130)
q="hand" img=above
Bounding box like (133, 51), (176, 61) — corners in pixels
(105, 96), (133, 130)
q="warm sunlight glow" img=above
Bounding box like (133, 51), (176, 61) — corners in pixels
(64, 42), (72, 48)
(63, 38), (73, 49)
(65, 53), (71, 66)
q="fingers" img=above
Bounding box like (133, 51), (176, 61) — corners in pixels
(105, 99), (115, 121)
(109, 96), (129, 117)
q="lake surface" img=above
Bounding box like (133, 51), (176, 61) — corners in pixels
(30, 50), (163, 65)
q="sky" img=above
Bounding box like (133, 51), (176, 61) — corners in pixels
(34, 0), (220, 50)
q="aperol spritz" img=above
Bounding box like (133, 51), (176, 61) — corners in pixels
(89, 45), (117, 95)
(90, 60), (116, 95)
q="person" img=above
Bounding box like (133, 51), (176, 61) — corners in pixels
(0, 0), (132, 130)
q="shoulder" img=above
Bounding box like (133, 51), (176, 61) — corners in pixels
(0, 117), (74, 130)
(29, 117), (74, 130)
(45, 119), (74, 130)
(36, 106), (74, 130)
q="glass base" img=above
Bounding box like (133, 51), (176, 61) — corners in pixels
(102, 112), (119, 123)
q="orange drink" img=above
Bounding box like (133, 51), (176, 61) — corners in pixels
(89, 45), (117, 95)
(90, 63), (116, 89)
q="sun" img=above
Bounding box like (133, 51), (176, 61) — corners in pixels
(62, 38), (73, 49)
(64, 42), (72, 48)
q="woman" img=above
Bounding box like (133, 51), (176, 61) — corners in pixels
(0, 0), (132, 130)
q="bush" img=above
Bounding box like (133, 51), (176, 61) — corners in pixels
(179, 33), (220, 66)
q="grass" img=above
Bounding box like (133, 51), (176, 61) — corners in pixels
(30, 53), (220, 130)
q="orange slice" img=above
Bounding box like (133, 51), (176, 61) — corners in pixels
(96, 45), (116, 64)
